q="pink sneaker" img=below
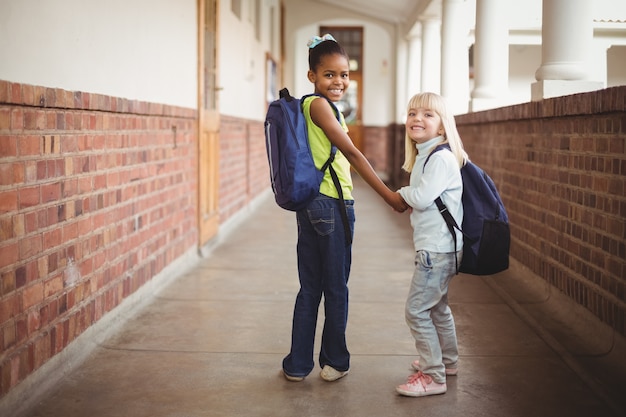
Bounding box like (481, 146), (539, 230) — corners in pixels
(396, 372), (447, 397)
(411, 359), (458, 376)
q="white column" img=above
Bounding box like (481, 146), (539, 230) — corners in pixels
(470, 0), (510, 111)
(396, 36), (409, 122)
(441, 0), (470, 114)
(531, 0), (602, 100)
(420, 17), (441, 94)
(406, 26), (422, 98)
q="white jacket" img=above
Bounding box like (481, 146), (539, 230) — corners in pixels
(398, 136), (463, 253)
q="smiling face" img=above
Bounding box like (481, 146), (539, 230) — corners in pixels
(307, 52), (350, 102)
(405, 106), (444, 144)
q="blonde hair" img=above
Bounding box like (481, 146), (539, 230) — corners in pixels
(402, 92), (468, 173)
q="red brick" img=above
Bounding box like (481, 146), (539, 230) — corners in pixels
(36, 160), (46, 180)
(21, 84), (35, 106)
(33, 86), (45, 107)
(27, 310), (41, 333)
(0, 80), (8, 103)
(0, 216), (13, 241)
(77, 176), (91, 194)
(10, 352), (20, 388)
(9, 83), (21, 104)
(0, 135), (17, 157)
(72, 114), (82, 130)
(62, 178), (78, 199)
(12, 162), (24, 184)
(93, 174), (106, 190)
(60, 135), (77, 153)
(53, 322), (64, 353)
(24, 160), (37, 183)
(41, 182), (61, 203)
(46, 298), (59, 322)
(55, 112), (65, 130)
(22, 282), (44, 310)
(19, 136), (41, 156)
(20, 344), (34, 379)
(43, 228), (62, 249)
(11, 108), (24, 130)
(54, 159), (64, 177)
(37, 256), (48, 280)
(23, 110), (45, 130)
(77, 217), (92, 237)
(33, 335), (50, 369)
(18, 186), (40, 208)
(0, 108), (10, 129)
(46, 112), (56, 130)
(64, 113), (74, 130)
(23, 211), (39, 233)
(106, 171), (120, 187)
(2, 320), (16, 350)
(0, 293), (17, 323)
(91, 212), (106, 230)
(62, 221), (78, 241)
(0, 190), (17, 212)
(44, 275), (63, 298)
(15, 318), (27, 344)
(19, 234), (42, 259)
(607, 178), (623, 195)
(62, 90), (73, 109)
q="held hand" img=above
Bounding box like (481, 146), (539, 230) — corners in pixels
(388, 192), (409, 213)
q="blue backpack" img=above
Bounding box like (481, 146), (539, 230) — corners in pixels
(264, 88), (352, 243)
(425, 144), (510, 275)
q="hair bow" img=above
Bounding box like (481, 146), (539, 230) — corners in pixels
(307, 33), (336, 49)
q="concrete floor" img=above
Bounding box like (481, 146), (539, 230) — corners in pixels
(7, 178), (626, 417)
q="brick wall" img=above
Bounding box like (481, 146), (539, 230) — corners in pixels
(454, 86), (626, 336)
(0, 80), (199, 398)
(362, 126), (389, 178)
(218, 116), (270, 223)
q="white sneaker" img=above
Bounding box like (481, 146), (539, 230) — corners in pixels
(282, 369), (304, 382)
(396, 371), (447, 397)
(319, 365), (349, 382)
(411, 359), (458, 376)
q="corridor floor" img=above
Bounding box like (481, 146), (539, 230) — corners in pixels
(13, 178), (626, 417)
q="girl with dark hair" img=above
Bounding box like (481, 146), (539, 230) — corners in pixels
(281, 34), (407, 383)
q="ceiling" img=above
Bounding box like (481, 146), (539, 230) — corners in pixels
(313, 0), (441, 31)
(311, 0), (626, 33)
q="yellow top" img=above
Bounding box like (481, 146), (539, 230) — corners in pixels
(302, 96), (353, 200)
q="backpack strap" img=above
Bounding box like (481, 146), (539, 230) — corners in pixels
(434, 197), (461, 273)
(423, 143), (451, 170)
(329, 163), (351, 246)
(300, 93), (341, 162)
(279, 88), (338, 174)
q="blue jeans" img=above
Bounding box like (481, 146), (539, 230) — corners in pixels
(405, 250), (461, 383)
(282, 195), (355, 377)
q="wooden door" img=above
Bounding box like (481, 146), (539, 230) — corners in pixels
(340, 72), (363, 151)
(198, 0), (220, 246)
(319, 26), (364, 152)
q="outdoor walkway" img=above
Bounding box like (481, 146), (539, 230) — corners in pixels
(13, 178), (626, 417)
